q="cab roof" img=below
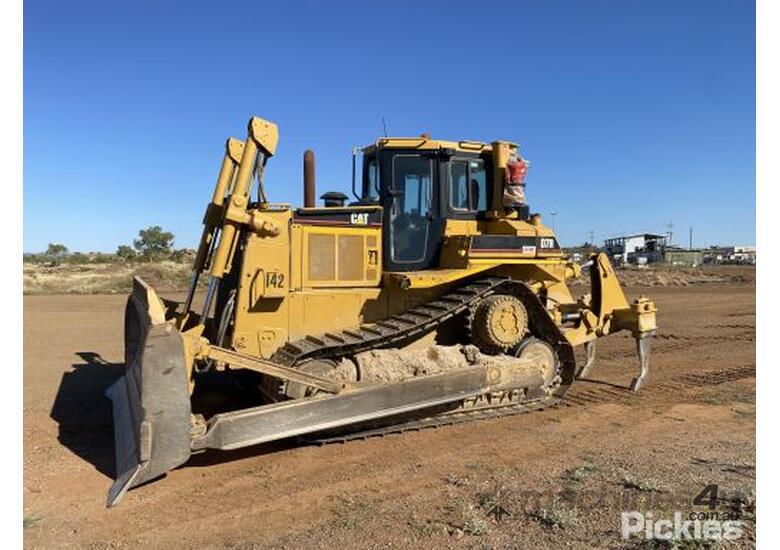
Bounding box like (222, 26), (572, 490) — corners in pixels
(362, 137), (517, 155)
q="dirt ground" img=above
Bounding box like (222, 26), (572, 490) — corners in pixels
(23, 271), (756, 549)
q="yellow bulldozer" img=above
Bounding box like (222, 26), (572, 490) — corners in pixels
(107, 116), (657, 506)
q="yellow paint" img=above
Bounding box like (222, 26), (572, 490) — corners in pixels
(174, 115), (657, 373)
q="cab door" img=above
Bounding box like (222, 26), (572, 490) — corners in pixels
(383, 153), (442, 271)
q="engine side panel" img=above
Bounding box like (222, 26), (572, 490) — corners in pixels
(231, 208), (386, 358)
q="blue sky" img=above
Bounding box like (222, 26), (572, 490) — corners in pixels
(24, 0), (755, 252)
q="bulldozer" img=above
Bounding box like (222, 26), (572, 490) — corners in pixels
(106, 115), (657, 506)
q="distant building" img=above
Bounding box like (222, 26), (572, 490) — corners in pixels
(702, 245), (755, 265)
(731, 245), (756, 264)
(603, 233), (666, 264)
(664, 247), (704, 266)
(603, 234), (754, 267)
(703, 246), (734, 264)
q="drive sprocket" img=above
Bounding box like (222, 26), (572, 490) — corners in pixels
(471, 294), (528, 354)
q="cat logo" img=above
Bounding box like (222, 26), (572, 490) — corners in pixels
(350, 213), (369, 225)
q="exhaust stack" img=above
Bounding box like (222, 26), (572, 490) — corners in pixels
(303, 149), (316, 207)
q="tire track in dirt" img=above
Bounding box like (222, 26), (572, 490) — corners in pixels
(674, 365), (756, 387)
(655, 331), (754, 342)
(563, 364), (755, 409)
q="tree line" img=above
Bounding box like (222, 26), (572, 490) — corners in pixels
(24, 226), (192, 264)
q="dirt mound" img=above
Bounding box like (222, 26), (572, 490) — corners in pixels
(572, 264), (755, 287)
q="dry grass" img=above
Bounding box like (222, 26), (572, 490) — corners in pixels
(23, 261), (195, 295)
(26, 260), (753, 295)
(527, 502), (578, 530)
(621, 471), (667, 493)
(23, 514), (43, 529)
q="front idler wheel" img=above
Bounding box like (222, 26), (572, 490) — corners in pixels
(515, 337), (560, 390)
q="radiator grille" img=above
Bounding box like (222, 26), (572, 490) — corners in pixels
(308, 234), (336, 281)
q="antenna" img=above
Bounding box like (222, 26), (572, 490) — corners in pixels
(381, 116), (388, 137)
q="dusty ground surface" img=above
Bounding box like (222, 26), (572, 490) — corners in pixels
(24, 271), (755, 548)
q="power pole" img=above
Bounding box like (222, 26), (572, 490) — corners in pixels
(589, 229), (595, 249)
(550, 212), (557, 232)
(689, 226), (693, 250)
(666, 221), (673, 246)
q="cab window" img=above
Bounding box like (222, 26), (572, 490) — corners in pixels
(449, 159), (487, 211)
(362, 157), (380, 202)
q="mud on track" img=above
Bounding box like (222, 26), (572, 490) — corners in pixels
(24, 281), (756, 549)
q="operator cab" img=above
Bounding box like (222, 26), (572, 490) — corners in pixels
(354, 137), (525, 272)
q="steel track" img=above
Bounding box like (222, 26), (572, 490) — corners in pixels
(304, 393), (566, 444)
(262, 276), (577, 444)
(271, 277), (512, 368)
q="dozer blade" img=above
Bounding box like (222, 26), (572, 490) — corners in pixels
(105, 278), (192, 507)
